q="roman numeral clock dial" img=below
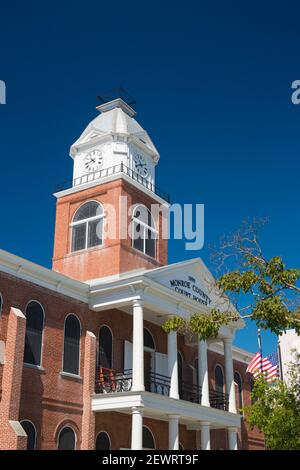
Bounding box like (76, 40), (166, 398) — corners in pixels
(133, 153), (148, 178)
(84, 150), (103, 172)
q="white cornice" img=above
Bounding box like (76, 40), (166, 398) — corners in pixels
(91, 390), (241, 428)
(208, 341), (254, 364)
(0, 249), (89, 303)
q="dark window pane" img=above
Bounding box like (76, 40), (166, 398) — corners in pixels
(143, 427), (155, 449)
(234, 372), (243, 409)
(145, 230), (156, 257)
(215, 366), (224, 393)
(72, 224), (86, 251)
(96, 432), (110, 450)
(88, 219), (103, 248)
(178, 352), (183, 398)
(63, 315), (81, 375)
(24, 302), (44, 366)
(99, 326), (112, 369)
(144, 329), (155, 350)
(21, 421), (36, 450)
(133, 222), (144, 252)
(132, 206), (156, 258)
(58, 427), (76, 450)
(74, 202), (102, 222)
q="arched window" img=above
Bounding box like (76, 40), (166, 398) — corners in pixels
(63, 314), (81, 375)
(21, 420), (37, 450)
(194, 357), (199, 387)
(132, 205), (157, 258)
(24, 301), (44, 366)
(95, 431), (111, 450)
(71, 201), (104, 252)
(144, 328), (155, 350)
(215, 365), (224, 394)
(234, 371), (243, 410)
(99, 326), (113, 369)
(58, 426), (76, 450)
(142, 426), (155, 449)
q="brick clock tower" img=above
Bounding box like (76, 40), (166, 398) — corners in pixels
(52, 93), (169, 282)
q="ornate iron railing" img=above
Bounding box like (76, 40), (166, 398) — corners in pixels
(55, 163), (170, 203)
(145, 372), (171, 396)
(209, 389), (229, 411)
(95, 368), (133, 394)
(95, 368), (228, 412)
(179, 381), (202, 403)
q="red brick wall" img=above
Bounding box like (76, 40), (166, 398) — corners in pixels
(52, 178), (168, 281)
(0, 271), (263, 450)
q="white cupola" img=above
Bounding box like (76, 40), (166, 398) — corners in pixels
(70, 97), (160, 188)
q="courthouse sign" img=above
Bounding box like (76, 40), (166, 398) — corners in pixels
(169, 276), (212, 306)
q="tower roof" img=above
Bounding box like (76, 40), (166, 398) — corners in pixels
(70, 98), (159, 160)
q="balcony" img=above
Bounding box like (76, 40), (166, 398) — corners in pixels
(55, 163), (170, 203)
(95, 368), (228, 411)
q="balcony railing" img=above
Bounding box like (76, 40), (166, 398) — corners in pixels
(95, 368), (133, 394)
(55, 163), (170, 203)
(145, 372), (171, 396)
(95, 368), (229, 412)
(209, 389), (229, 411)
(179, 381), (202, 403)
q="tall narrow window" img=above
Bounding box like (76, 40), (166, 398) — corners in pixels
(58, 426), (76, 450)
(24, 301), (44, 366)
(178, 351), (183, 398)
(63, 314), (81, 375)
(142, 426), (155, 449)
(132, 205), (157, 258)
(144, 328), (155, 350)
(96, 432), (111, 450)
(98, 326), (113, 369)
(215, 365), (224, 394)
(71, 201), (104, 252)
(21, 420), (37, 450)
(234, 371), (243, 410)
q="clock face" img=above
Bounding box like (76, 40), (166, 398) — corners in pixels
(84, 150), (103, 172)
(133, 153), (148, 177)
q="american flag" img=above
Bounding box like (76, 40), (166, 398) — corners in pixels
(246, 351), (279, 383)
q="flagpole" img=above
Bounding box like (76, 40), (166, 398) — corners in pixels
(257, 328), (263, 373)
(277, 337), (283, 380)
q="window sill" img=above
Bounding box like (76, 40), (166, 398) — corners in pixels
(24, 363), (45, 372)
(60, 371), (83, 382)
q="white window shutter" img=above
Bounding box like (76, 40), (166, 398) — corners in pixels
(155, 352), (168, 376)
(124, 340), (133, 371)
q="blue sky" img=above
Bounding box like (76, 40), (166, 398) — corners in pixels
(0, 1), (299, 355)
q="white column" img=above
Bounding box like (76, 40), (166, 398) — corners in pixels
(132, 299), (145, 392)
(168, 331), (179, 399)
(168, 414), (179, 450)
(198, 339), (210, 406)
(200, 422), (211, 450)
(131, 407), (143, 450)
(228, 427), (238, 450)
(223, 338), (236, 413)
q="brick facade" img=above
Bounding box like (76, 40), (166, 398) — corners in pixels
(52, 178), (168, 282)
(0, 271), (264, 450)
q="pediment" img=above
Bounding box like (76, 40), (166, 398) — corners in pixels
(145, 258), (234, 312)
